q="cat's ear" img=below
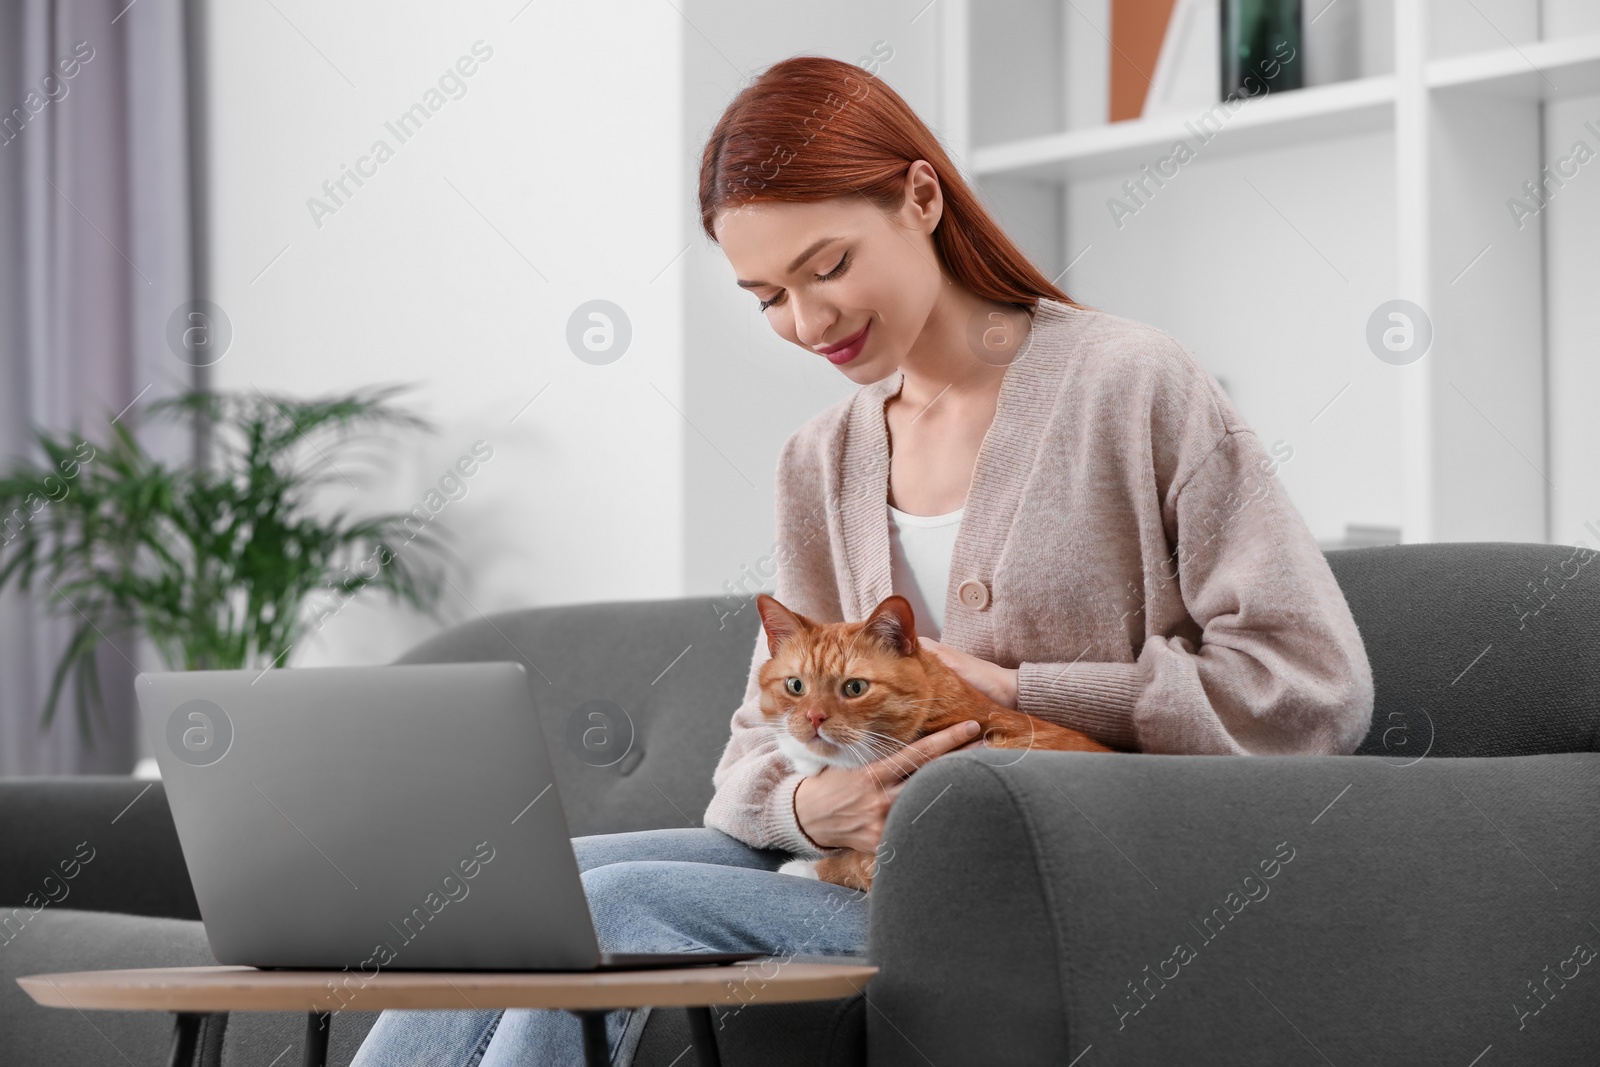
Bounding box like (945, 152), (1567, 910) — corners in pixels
(755, 593), (810, 657)
(861, 595), (917, 657)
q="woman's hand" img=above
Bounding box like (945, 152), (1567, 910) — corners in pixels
(918, 636), (1020, 709)
(793, 720), (983, 855)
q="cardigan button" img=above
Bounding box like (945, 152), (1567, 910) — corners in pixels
(956, 579), (990, 610)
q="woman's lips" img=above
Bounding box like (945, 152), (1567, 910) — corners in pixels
(821, 321), (870, 365)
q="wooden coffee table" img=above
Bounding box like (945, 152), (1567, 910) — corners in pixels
(18, 960), (877, 1067)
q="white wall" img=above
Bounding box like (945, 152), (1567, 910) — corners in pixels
(1546, 91), (1600, 549)
(206, 1), (945, 668)
(201, 0), (1599, 681)
(1059, 133), (1403, 545)
(205, 1), (686, 668)
(1429, 0), (1600, 57)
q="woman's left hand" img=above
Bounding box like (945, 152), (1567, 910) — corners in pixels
(917, 636), (1019, 709)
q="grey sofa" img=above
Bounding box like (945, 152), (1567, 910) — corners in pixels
(3, 542), (1596, 1065)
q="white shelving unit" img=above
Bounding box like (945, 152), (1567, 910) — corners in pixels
(1428, 30), (1600, 97)
(968, 32), (1600, 181)
(971, 75), (1399, 181)
(943, 1), (1600, 548)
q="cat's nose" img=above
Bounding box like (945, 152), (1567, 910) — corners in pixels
(806, 707), (828, 728)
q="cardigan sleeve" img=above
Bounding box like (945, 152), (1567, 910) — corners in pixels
(700, 427), (840, 857)
(1016, 426), (1375, 756)
(700, 627), (823, 856)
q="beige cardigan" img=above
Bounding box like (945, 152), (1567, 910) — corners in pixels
(703, 298), (1375, 858)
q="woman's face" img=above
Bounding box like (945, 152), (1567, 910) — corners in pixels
(713, 165), (944, 385)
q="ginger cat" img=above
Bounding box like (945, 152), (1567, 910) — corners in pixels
(754, 592), (1114, 892)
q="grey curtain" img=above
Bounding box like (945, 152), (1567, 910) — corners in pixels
(0, 0), (195, 774)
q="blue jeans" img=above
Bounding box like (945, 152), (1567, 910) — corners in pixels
(349, 827), (869, 1066)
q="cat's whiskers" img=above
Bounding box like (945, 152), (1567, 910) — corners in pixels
(845, 727), (908, 765)
(856, 731), (916, 765)
(761, 713), (863, 765)
(846, 730), (918, 772)
(814, 724), (883, 764)
(839, 733), (890, 761)
(851, 742), (902, 767)
(834, 739), (876, 768)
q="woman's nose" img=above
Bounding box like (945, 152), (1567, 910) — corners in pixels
(790, 299), (834, 350)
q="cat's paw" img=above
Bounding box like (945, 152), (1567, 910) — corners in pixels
(778, 858), (821, 880)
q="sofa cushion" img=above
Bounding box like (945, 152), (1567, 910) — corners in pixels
(2, 909), (216, 1066)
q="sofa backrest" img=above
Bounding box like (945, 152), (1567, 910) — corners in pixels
(8, 543), (1582, 915)
(393, 543), (1598, 834)
(0, 779), (200, 919)
(394, 592), (765, 837)
(1328, 542), (1598, 757)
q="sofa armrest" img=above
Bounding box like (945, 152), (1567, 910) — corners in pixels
(0, 778), (199, 921)
(866, 748), (1599, 1066)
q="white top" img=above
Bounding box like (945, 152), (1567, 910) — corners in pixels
(886, 502), (964, 641)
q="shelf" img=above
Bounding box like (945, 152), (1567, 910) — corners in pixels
(969, 32), (1600, 184)
(970, 76), (1396, 182)
(1428, 32), (1600, 102)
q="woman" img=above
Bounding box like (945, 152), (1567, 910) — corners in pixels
(353, 54), (1373, 1065)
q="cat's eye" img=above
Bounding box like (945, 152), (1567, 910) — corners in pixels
(785, 677), (805, 695)
(842, 678), (869, 697)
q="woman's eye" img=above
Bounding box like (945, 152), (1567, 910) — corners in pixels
(755, 252), (850, 313)
(785, 677), (804, 695)
(843, 678), (868, 697)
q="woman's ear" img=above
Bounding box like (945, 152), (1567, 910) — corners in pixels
(755, 593), (810, 657)
(861, 595), (918, 656)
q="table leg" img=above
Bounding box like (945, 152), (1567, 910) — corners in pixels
(168, 1013), (203, 1067)
(686, 1006), (722, 1067)
(302, 1011), (332, 1067)
(575, 1010), (609, 1066)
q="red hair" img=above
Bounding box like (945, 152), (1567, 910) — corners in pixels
(698, 55), (1084, 313)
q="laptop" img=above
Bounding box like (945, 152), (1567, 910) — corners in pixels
(135, 661), (763, 972)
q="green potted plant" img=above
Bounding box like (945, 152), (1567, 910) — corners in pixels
(0, 384), (452, 743)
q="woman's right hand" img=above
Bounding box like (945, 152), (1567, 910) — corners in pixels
(792, 719), (983, 855)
